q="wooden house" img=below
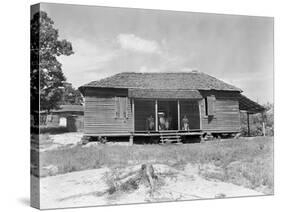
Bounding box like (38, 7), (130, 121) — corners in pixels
(78, 71), (264, 143)
(40, 105), (84, 132)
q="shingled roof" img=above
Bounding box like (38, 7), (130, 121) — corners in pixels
(80, 71), (242, 92)
(238, 94), (265, 114)
(51, 105), (84, 113)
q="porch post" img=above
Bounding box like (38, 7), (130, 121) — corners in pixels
(177, 100), (180, 130)
(262, 112), (266, 137)
(247, 112), (250, 136)
(155, 100), (158, 131)
(198, 100), (202, 130)
(132, 98), (135, 132)
(262, 122), (266, 136)
(129, 135), (134, 145)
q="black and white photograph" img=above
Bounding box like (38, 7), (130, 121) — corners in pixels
(30, 2), (274, 210)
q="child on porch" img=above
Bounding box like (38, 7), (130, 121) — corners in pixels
(146, 115), (155, 131)
(182, 114), (189, 131)
(165, 113), (172, 130)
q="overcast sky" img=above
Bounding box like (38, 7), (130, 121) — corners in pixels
(40, 3), (274, 104)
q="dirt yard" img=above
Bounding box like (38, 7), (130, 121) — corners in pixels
(38, 135), (273, 209)
(38, 132), (83, 152)
(39, 163), (263, 209)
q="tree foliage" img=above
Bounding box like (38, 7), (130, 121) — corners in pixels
(240, 103), (274, 136)
(31, 11), (74, 112)
(60, 82), (84, 105)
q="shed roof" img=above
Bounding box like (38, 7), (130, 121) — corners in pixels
(80, 72), (242, 92)
(238, 94), (265, 114)
(128, 89), (202, 99)
(51, 105), (84, 113)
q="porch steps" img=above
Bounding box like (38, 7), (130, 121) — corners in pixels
(160, 132), (182, 144)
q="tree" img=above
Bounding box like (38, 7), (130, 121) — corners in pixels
(60, 82), (84, 105)
(240, 102), (274, 136)
(31, 11), (74, 112)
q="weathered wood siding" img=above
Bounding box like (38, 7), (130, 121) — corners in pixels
(180, 101), (200, 130)
(66, 115), (84, 132)
(200, 98), (240, 132)
(46, 114), (60, 127)
(83, 87), (241, 134)
(84, 96), (133, 135)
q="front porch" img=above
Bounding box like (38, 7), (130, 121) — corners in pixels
(132, 99), (202, 133)
(130, 98), (202, 144)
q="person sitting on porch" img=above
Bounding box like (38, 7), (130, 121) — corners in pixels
(158, 112), (166, 130)
(146, 115), (155, 131)
(182, 114), (189, 131)
(165, 113), (172, 130)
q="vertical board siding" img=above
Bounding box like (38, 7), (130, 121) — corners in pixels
(84, 96), (133, 134)
(180, 101), (200, 130)
(201, 98), (240, 131)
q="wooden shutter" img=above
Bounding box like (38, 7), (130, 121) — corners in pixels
(125, 97), (128, 119)
(115, 97), (128, 119)
(120, 97), (125, 118)
(207, 95), (216, 116)
(120, 97), (128, 119)
(115, 97), (120, 118)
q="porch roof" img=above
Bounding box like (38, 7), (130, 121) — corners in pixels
(238, 94), (265, 114)
(40, 105), (84, 114)
(128, 89), (202, 99)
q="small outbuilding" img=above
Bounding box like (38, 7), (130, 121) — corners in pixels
(79, 71), (264, 143)
(40, 105), (84, 132)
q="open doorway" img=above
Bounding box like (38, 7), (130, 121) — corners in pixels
(134, 99), (200, 132)
(158, 100), (178, 131)
(180, 100), (200, 130)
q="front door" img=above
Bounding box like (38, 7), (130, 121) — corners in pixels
(157, 100), (178, 131)
(180, 101), (200, 130)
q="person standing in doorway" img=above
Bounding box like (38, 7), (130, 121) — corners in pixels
(182, 114), (189, 131)
(165, 112), (172, 130)
(146, 115), (155, 131)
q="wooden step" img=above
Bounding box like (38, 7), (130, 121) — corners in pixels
(161, 138), (181, 142)
(160, 133), (181, 142)
(160, 135), (181, 139)
(159, 132), (182, 144)
(159, 132), (182, 136)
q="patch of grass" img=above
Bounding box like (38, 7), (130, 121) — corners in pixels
(198, 137), (273, 194)
(40, 137), (273, 193)
(225, 157), (273, 193)
(39, 133), (53, 145)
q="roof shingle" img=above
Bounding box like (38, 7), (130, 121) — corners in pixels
(80, 71), (242, 92)
(52, 105), (84, 113)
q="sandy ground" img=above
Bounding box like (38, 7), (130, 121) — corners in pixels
(39, 163), (263, 209)
(39, 132), (83, 152)
(39, 132), (131, 152)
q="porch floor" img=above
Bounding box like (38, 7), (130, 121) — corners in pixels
(133, 130), (203, 137)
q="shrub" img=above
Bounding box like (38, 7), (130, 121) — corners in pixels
(240, 102), (274, 137)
